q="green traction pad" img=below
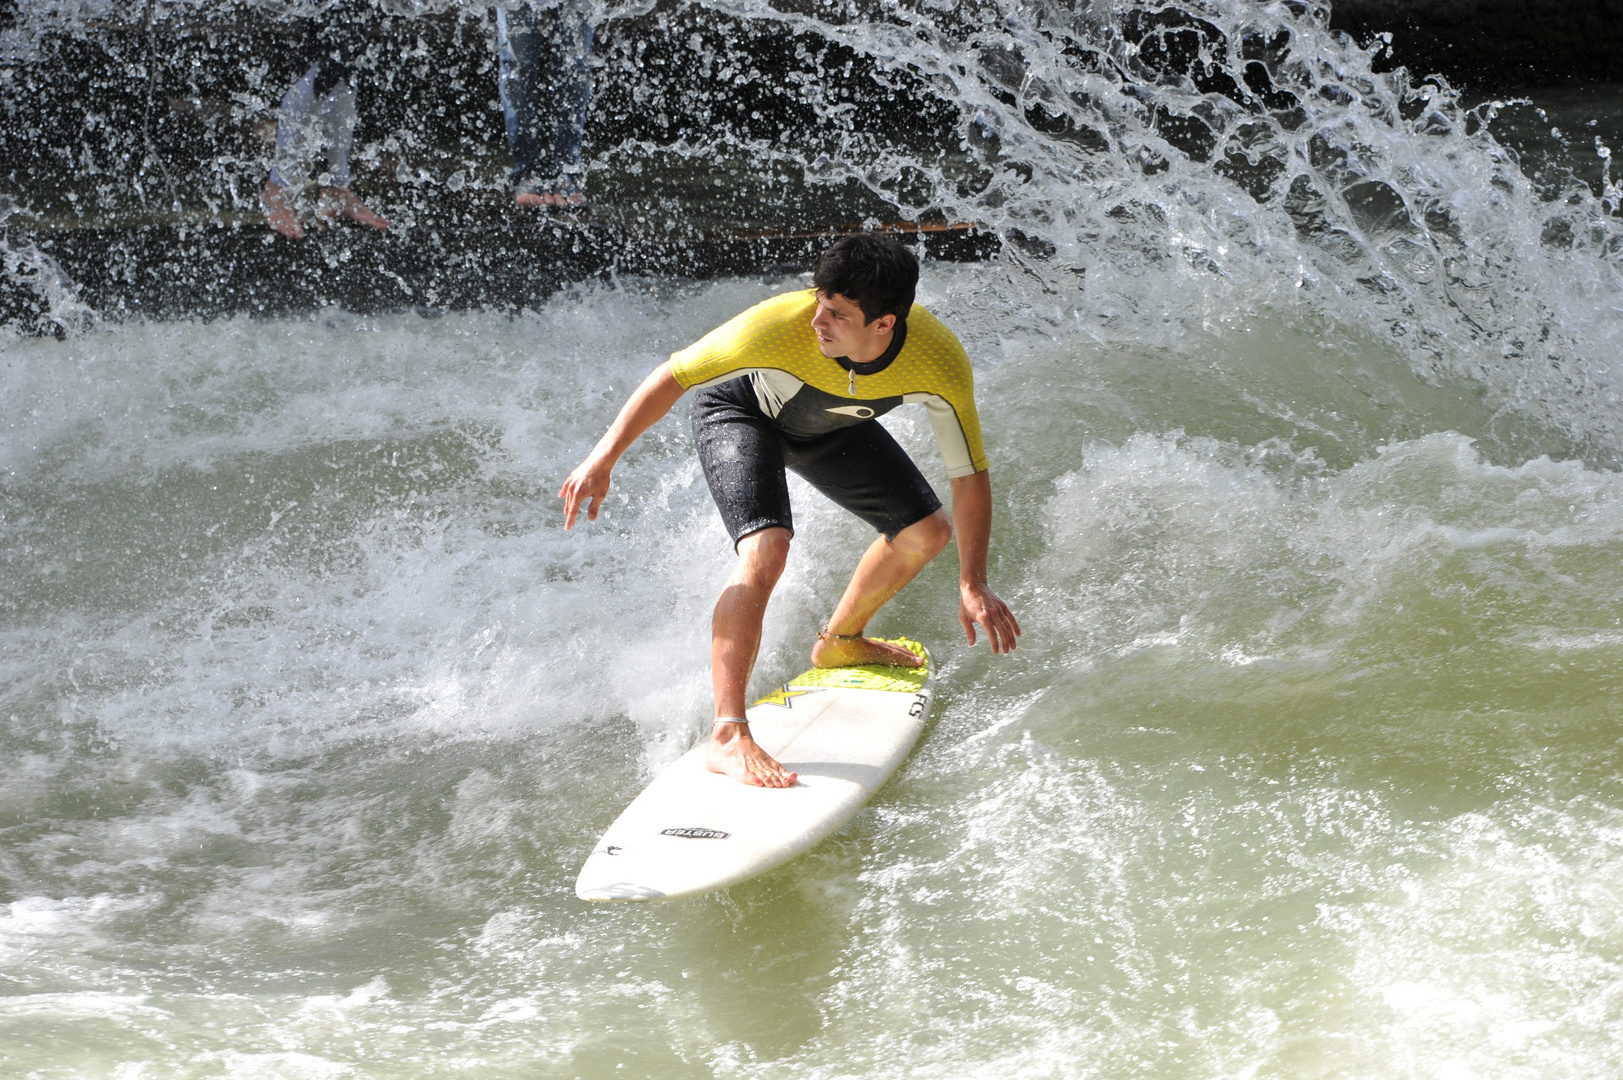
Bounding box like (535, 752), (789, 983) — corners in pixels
(780, 638), (929, 695)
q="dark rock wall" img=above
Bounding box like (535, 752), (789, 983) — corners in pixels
(3, 0), (1620, 332)
(0, 4), (987, 332)
(1331, 0), (1623, 89)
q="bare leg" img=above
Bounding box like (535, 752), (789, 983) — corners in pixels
(704, 528), (798, 788)
(811, 510), (951, 669)
(264, 62), (319, 238)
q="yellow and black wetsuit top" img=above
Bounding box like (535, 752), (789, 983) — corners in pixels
(668, 289), (989, 478)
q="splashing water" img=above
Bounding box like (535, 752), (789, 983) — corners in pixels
(5, 1), (1623, 1077)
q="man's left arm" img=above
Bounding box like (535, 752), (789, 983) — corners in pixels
(949, 469), (1021, 653)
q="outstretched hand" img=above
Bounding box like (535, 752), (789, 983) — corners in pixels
(556, 362), (687, 531)
(959, 582), (1021, 654)
(558, 454), (612, 530)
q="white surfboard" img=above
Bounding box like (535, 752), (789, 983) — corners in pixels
(575, 640), (934, 901)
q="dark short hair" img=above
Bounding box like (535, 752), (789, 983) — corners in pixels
(812, 234), (919, 323)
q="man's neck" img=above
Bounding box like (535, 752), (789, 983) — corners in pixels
(846, 326), (893, 365)
(835, 318), (908, 378)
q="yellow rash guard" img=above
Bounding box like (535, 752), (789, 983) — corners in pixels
(668, 289), (989, 478)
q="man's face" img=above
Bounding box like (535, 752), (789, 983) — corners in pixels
(811, 291), (896, 361)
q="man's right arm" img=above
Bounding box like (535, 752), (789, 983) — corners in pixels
(558, 360), (686, 530)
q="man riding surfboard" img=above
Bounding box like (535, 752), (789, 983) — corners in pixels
(559, 235), (1020, 787)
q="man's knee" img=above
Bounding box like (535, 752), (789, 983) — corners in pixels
(735, 527), (791, 585)
(898, 509), (951, 557)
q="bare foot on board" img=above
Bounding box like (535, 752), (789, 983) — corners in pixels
(317, 187), (389, 230)
(261, 182), (304, 239)
(704, 720), (797, 788)
(810, 632), (923, 669)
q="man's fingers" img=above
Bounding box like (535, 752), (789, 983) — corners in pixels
(560, 480), (579, 530)
(964, 598), (1020, 654)
(994, 606), (1019, 653)
(559, 464), (608, 531)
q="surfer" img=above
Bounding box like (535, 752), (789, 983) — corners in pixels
(559, 235), (1020, 787)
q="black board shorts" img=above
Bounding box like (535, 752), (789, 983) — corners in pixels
(691, 377), (943, 546)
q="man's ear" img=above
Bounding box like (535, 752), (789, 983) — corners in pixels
(871, 313), (897, 334)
